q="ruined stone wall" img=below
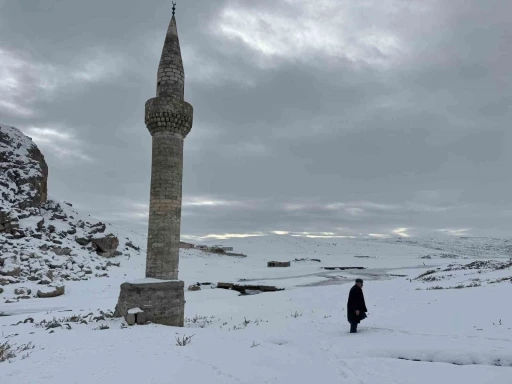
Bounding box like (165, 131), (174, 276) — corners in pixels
(114, 280), (185, 326)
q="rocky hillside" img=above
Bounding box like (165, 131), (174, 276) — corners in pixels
(0, 124), (142, 304)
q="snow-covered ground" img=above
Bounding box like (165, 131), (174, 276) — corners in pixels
(1, 227), (512, 383)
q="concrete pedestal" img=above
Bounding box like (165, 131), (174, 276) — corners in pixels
(114, 279), (185, 326)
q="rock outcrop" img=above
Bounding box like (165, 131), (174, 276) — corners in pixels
(91, 234), (121, 258)
(0, 124), (48, 211)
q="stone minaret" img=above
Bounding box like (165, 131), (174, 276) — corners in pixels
(144, 7), (193, 280)
(114, 6), (192, 327)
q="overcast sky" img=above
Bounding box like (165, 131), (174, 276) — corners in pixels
(1, 0), (510, 239)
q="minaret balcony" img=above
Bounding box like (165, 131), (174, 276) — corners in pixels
(145, 96), (193, 137)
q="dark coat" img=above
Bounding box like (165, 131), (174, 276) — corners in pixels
(347, 285), (368, 324)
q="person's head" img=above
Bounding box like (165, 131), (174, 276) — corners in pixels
(355, 278), (364, 288)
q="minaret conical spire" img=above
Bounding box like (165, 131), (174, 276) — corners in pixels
(156, 7), (184, 99)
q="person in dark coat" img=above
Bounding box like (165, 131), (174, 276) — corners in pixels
(347, 278), (367, 333)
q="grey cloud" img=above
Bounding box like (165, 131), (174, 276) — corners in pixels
(0, 0), (510, 239)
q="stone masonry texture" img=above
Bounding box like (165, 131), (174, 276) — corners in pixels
(114, 280), (185, 326)
(115, 11), (191, 326)
(145, 14), (193, 281)
(157, 16), (184, 99)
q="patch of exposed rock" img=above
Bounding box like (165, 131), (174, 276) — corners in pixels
(0, 124), (48, 211)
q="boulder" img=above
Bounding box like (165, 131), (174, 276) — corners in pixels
(38, 276), (52, 285)
(14, 287), (31, 296)
(67, 228), (77, 235)
(89, 222), (106, 235)
(51, 213), (67, 220)
(0, 277), (16, 285)
(106, 261), (120, 267)
(0, 210), (19, 234)
(46, 269), (55, 281)
(188, 285), (201, 291)
(13, 229), (26, 239)
(126, 313), (136, 325)
(0, 265), (21, 277)
(75, 237), (90, 246)
(36, 283), (65, 298)
(48, 258), (66, 269)
(91, 234), (120, 258)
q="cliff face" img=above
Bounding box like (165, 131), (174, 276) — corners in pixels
(0, 124), (48, 210)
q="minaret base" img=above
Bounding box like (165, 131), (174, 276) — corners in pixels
(114, 279), (184, 326)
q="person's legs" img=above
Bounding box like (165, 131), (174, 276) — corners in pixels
(350, 321), (357, 333)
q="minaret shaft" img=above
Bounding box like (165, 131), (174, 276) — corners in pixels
(144, 14), (193, 279)
(145, 134), (183, 280)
